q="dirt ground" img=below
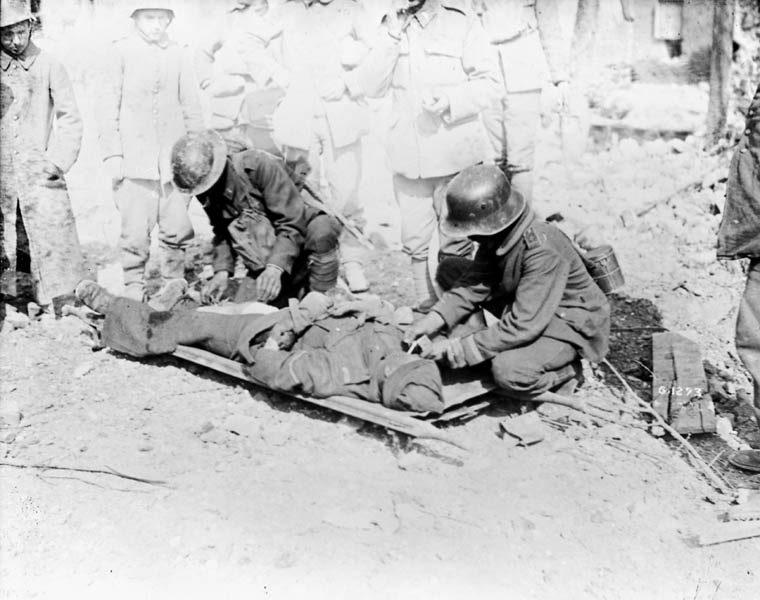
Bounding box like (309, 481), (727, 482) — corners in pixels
(2, 72), (760, 598)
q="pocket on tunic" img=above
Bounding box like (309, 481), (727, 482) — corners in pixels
(228, 209), (276, 271)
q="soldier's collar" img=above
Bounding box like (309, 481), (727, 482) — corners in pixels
(132, 29), (171, 49)
(413, 0), (466, 28)
(0, 42), (40, 71)
(495, 208), (536, 256)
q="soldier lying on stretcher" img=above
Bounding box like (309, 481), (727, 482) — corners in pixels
(74, 281), (444, 414)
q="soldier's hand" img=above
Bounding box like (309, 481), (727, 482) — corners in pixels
(104, 156), (124, 186)
(256, 264), (283, 303)
(422, 92), (450, 117)
(403, 311), (445, 345)
(201, 271), (229, 304)
(444, 337), (467, 369)
(41, 160), (65, 189)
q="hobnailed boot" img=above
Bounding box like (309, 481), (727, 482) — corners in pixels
(343, 261), (369, 293)
(411, 257), (437, 313)
(75, 280), (116, 314)
(308, 249), (340, 293)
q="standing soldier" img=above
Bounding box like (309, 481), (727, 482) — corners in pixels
(0, 0), (86, 316)
(717, 84), (760, 471)
(250, 0), (373, 293)
(474, 0), (568, 204)
(95, 1), (204, 303)
(357, 0), (500, 312)
(195, 0), (283, 156)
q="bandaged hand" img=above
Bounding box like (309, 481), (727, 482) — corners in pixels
(403, 311), (445, 345)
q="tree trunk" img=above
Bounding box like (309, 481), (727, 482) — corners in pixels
(705, 0), (737, 147)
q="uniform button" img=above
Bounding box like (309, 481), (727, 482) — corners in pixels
(13, 115), (18, 120)
(740, 148), (747, 153)
(746, 129), (752, 135)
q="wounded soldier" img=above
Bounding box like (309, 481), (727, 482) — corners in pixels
(75, 281), (444, 414)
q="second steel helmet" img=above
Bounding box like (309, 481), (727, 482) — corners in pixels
(440, 164), (526, 238)
(171, 130), (228, 196)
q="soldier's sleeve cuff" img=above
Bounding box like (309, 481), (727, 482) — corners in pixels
(461, 334), (487, 366)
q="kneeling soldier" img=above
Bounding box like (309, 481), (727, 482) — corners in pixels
(171, 130), (342, 305)
(405, 164), (611, 396)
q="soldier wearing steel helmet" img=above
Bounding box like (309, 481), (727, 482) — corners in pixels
(404, 164), (610, 396)
(93, 0), (204, 305)
(0, 0), (86, 315)
(170, 130), (342, 306)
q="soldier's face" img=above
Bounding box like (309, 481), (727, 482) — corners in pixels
(0, 20), (32, 58)
(132, 9), (173, 42)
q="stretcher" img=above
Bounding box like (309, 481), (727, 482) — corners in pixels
(173, 345), (498, 450)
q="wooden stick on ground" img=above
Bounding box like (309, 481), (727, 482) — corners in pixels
(0, 462), (167, 486)
(602, 359), (733, 495)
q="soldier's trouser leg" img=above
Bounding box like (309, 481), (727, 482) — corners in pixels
(311, 118), (367, 291)
(304, 213), (341, 293)
(393, 175), (472, 307)
(17, 185), (85, 305)
(101, 295), (267, 360)
(157, 181), (194, 282)
(482, 89), (542, 205)
(504, 90), (542, 204)
(492, 337), (579, 396)
(116, 178), (158, 300)
(736, 259), (760, 412)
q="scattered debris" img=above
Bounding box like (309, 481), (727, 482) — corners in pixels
(500, 412), (548, 446)
(73, 362), (96, 379)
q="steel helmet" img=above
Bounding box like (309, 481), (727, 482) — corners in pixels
(171, 130), (228, 196)
(130, 1), (175, 18)
(440, 164), (526, 238)
(0, 0), (33, 28)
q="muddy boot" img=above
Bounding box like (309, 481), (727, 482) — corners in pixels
(343, 261), (369, 293)
(75, 280), (117, 314)
(148, 278), (188, 312)
(309, 249), (340, 293)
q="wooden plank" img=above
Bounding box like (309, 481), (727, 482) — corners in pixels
(651, 332), (716, 434)
(172, 345), (471, 450)
(697, 522), (760, 546)
(651, 332), (674, 420)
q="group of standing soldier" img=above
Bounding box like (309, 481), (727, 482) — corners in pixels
(2, 0), (613, 400)
(1, 0), (570, 312)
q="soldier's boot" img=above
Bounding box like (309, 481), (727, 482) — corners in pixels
(308, 249), (339, 293)
(411, 257), (437, 314)
(75, 280), (116, 314)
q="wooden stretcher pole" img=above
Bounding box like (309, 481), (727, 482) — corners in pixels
(173, 346), (471, 451)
